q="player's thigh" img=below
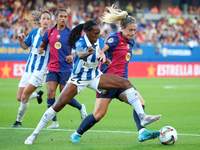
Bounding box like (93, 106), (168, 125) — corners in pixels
(93, 98), (112, 121)
(98, 74), (131, 89)
(53, 83), (78, 112)
(23, 83), (37, 96)
(46, 81), (59, 98)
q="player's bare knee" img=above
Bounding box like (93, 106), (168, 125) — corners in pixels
(17, 96), (21, 102)
(47, 90), (56, 98)
(21, 95), (28, 103)
(94, 113), (105, 121)
(123, 79), (132, 89)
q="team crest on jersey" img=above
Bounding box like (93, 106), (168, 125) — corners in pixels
(55, 42), (62, 49)
(126, 52), (131, 61)
(127, 44), (130, 49)
(98, 47), (102, 54)
(107, 38), (114, 43)
(76, 42), (82, 48)
(57, 35), (61, 39)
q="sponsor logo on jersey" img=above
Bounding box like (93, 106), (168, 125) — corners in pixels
(55, 42), (62, 49)
(126, 52), (131, 61)
(76, 42), (82, 48)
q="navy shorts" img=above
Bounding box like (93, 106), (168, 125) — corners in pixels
(46, 71), (71, 85)
(97, 85), (137, 101)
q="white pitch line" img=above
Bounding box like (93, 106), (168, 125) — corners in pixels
(0, 127), (200, 137)
(163, 85), (200, 89)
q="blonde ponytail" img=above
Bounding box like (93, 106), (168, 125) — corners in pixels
(101, 4), (128, 23)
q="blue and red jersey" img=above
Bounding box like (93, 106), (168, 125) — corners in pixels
(42, 27), (72, 72)
(101, 32), (135, 78)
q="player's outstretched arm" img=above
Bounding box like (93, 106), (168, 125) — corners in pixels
(18, 33), (29, 50)
(76, 46), (95, 59)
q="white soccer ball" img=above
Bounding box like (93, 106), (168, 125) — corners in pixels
(158, 126), (178, 145)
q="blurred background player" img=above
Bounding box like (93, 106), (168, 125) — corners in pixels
(70, 5), (161, 143)
(37, 8), (87, 129)
(11, 7), (51, 127)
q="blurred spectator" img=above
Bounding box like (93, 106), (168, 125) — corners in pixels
(174, 5), (181, 15)
(126, 2), (134, 15)
(10, 34), (19, 43)
(140, 14), (146, 27)
(168, 5), (175, 15)
(151, 6), (158, 14)
(134, 1), (143, 14)
(188, 5), (195, 14)
(2, 33), (10, 43)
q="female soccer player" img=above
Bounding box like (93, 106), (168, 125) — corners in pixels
(11, 8), (51, 127)
(38, 8), (87, 129)
(70, 5), (160, 143)
(24, 19), (161, 145)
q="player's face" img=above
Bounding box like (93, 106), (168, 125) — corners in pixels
(86, 25), (100, 45)
(39, 13), (51, 28)
(57, 11), (68, 26)
(121, 23), (137, 40)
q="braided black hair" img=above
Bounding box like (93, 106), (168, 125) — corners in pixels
(68, 20), (98, 49)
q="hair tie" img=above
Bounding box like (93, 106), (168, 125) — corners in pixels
(123, 20), (137, 27)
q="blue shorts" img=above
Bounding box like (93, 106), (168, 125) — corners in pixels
(97, 85), (136, 101)
(46, 71), (71, 85)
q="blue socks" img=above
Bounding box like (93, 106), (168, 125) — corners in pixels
(68, 98), (82, 110)
(47, 98), (57, 121)
(77, 114), (98, 135)
(134, 105), (145, 131)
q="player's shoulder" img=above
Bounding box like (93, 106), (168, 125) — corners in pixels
(29, 28), (39, 34)
(65, 27), (71, 32)
(75, 36), (86, 48)
(106, 32), (119, 44)
(129, 38), (135, 46)
(98, 37), (105, 43)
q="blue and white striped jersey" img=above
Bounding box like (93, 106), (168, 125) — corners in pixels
(70, 34), (104, 80)
(24, 28), (49, 73)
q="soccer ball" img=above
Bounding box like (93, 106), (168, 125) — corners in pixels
(158, 126), (178, 145)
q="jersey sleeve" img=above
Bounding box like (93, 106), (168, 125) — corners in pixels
(105, 34), (119, 51)
(75, 39), (85, 51)
(24, 29), (35, 47)
(42, 30), (49, 44)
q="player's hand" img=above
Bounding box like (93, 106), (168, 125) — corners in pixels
(38, 47), (44, 54)
(103, 59), (112, 66)
(88, 46), (95, 55)
(97, 53), (106, 63)
(66, 55), (73, 63)
(18, 33), (26, 42)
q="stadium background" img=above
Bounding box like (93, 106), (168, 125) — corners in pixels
(0, 0), (200, 78)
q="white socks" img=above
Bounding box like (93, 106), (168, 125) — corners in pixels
(125, 88), (145, 117)
(29, 92), (38, 100)
(17, 102), (29, 122)
(33, 107), (57, 134)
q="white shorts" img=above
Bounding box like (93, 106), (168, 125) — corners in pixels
(67, 73), (103, 94)
(18, 71), (46, 88)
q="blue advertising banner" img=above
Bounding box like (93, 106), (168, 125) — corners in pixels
(131, 45), (200, 62)
(0, 44), (200, 62)
(0, 43), (30, 61)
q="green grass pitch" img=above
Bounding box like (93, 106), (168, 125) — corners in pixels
(0, 78), (200, 150)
